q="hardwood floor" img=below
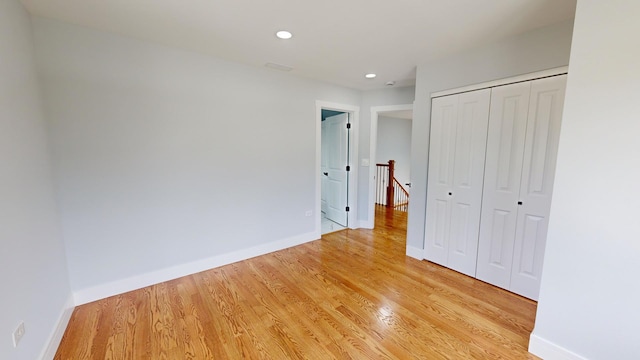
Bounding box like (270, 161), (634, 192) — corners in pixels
(55, 206), (539, 359)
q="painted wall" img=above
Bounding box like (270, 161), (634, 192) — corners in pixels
(357, 86), (415, 223)
(376, 116), (412, 188)
(530, 1), (640, 359)
(0, 2), (72, 359)
(407, 19), (574, 251)
(33, 17), (361, 299)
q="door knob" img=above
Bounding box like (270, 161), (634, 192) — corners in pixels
(323, 172), (329, 176)
(448, 192), (452, 196)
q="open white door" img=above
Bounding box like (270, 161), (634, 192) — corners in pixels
(321, 120), (329, 215)
(323, 113), (349, 227)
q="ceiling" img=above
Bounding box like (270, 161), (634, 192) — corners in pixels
(21, 0), (576, 91)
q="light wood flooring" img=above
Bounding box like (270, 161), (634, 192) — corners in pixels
(55, 206), (539, 359)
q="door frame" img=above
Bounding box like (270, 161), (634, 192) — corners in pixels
(366, 104), (414, 229)
(315, 101), (360, 237)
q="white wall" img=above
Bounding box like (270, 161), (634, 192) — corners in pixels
(0, 2), (72, 359)
(33, 17), (361, 301)
(530, 1), (640, 359)
(357, 87), (415, 222)
(376, 116), (412, 187)
(407, 20), (574, 251)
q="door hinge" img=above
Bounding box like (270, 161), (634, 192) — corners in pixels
(346, 165), (350, 171)
(346, 206), (350, 212)
(346, 123), (351, 129)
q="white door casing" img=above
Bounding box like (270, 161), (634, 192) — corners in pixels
(315, 101), (359, 236)
(367, 104), (414, 230)
(509, 75), (567, 300)
(476, 81), (532, 289)
(324, 113), (349, 227)
(424, 89), (491, 276)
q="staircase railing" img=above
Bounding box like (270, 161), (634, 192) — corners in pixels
(375, 160), (410, 211)
(392, 177), (409, 212)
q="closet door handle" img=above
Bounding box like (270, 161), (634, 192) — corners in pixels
(518, 201), (523, 205)
(448, 192), (453, 196)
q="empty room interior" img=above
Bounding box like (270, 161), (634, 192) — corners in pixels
(2, 0), (639, 359)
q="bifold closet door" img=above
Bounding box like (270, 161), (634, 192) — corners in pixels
(475, 82), (532, 290)
(476, 75), (567, 300)
(509, 75), (567, 300)
(424, 89), (490, 277)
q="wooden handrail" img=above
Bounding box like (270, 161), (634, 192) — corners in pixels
(392, 178), (409, 211)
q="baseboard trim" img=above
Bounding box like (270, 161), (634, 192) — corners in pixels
(359, 219), (374, 229)
(529, 333), (587, 360)
(39, 294), (74, 360)
(73, 231), (319, 305)
(406, 245), (424, 260)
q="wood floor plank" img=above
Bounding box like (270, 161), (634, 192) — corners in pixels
(55, 206), (539, 359)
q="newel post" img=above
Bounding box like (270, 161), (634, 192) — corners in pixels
(386, 160), (395, 208)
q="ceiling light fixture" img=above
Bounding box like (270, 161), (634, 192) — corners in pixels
(365, 73), (377, 79)
(276, 30), (293, 39)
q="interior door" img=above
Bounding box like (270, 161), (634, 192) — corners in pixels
(425, 95), (458, 266)
(476, 81), (532, 289)
(324, 113), (349, 227)
(425, 89), (491, 276)
(510, 75), (567, 300)
(321, 120), (329, 215)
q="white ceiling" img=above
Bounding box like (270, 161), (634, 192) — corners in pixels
(21, 0), (576, 90)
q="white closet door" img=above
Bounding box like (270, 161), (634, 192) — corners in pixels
(425, 95), (458, 266)
(425, 89), (490, 276)
(510, 75), (567, 300)
(446, 90), (491, 276)
(475, 82), (531, 288)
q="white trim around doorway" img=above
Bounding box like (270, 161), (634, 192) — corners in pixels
(315, 101), (360, 238)
(366, 104), (414, 229)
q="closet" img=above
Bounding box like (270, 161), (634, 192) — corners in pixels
(424, 72), (567, 300)
(424, 89), (491, 277)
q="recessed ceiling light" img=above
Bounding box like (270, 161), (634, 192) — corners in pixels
(276, 30), (293, 39)
(365, 73), (377, 79)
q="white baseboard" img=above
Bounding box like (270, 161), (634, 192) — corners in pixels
(359, 219), (374, 229)
(529, 333), (587, 360)
(39, 294), (74, 360)
(406, 245), (424, 260)
(73, 231), (319, 305)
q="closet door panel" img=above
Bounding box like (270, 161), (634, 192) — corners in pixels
(424, 95), (458, 266)
(510, 75), (567, 300)
(446, 89), (491, 277)
(476, 82), (531, 288)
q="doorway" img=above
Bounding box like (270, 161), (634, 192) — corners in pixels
(368, 104), (413, 229)
(315, 101), (360, 237)
(321, 111), (349, 233)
